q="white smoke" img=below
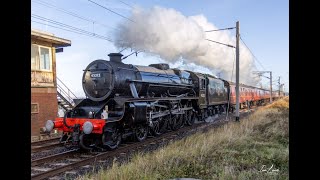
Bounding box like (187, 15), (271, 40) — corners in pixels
(114, 6), (260, 85)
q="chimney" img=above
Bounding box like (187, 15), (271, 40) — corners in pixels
(108, 53), (123, 63)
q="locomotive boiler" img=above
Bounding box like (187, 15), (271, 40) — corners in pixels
(82, 53), (194, 101)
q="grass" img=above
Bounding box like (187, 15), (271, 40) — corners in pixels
(79, 97), (289, 180)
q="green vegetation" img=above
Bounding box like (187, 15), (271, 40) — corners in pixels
(80, 97), (289, 180)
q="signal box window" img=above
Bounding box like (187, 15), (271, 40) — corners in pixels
(31, 44), (52, 71)
(40, 47), (50, 70)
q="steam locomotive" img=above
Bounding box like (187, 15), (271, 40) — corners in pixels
(43, 53), (277, 150)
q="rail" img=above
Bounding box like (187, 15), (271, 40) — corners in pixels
(31, 137), (61, 146)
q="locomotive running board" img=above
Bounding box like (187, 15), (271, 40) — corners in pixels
(128, 79), (194, 87)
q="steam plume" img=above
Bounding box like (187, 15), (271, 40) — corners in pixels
(114, 6), (260, 85)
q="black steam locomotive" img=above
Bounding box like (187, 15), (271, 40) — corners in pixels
(44, 53), (265, 151)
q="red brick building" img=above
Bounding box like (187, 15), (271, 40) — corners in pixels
(31, 29), (71, 136)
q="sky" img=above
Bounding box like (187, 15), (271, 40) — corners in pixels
(31, 0), (289, 98)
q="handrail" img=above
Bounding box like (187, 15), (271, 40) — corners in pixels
(56, 77), (78, 108)
(57, 77), (78, 99)
(57, 84), (74, 106)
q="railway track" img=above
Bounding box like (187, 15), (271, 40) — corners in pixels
(30, 105), (263, 180)
(31, 121), (217, 179)
(32, 149), (79, 167)
(31, 142), (64, 153)
(31, 137), (61, 146)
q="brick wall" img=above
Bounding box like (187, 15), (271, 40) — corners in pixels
(31, 87), (58, 136)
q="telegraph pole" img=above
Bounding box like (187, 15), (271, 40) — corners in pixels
(270, 71), (272, 103)
(235, 21), (240, 121)
(278, 76), (281, 96)
(278, 76), (280, 96)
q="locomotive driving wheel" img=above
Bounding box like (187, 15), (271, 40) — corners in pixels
(135, 124), (148, 142)
(185, 110), (196, 126)
(150, 107), (167, 136)
(151, 119), (161, 136)
(151, 117), (166, 136)
(171, 114), (184, 130)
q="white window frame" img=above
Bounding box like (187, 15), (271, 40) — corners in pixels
(31, 44), (52, 72)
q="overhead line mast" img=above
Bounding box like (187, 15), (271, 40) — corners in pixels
(235, 21), (240, 121)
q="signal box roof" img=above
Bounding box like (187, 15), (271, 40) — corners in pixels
(31, 29), (71, 47)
